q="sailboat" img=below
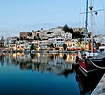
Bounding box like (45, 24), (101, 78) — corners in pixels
(76, 0), (105, 76)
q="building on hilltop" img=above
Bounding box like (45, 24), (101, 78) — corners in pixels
(20, 32), (32, 40)
(72, 27), (85, 33)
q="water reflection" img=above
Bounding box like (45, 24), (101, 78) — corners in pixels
(30, 53), (77, 64)
(0, 53), (5, 66)
(0, 52), (103, 95)
(0, 53), (78, 76)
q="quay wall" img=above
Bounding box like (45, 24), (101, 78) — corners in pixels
(91, 73), (105, 95)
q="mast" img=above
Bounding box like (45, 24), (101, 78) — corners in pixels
(89, 0), (93, 52)
(85, 0), (88, 49)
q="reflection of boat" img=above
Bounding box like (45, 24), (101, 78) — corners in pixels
(75, 68), (104, 95)
(58, 69), (74, 78)
(31, 50), (36, 54)
(76, 0), (105, 76)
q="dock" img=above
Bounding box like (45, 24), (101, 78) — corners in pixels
(91, 73), (105, 95)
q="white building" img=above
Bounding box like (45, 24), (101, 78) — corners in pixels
(38, 40), (48, 50)
(72, 27), (85, 33)
(17, 40), (31, 50)
(62, 32), (72, 40)
(48, 37), (65, 47)
(94, 35), (105, 44)
(5, 36), (18, 48)
(40, 30), (49, 40)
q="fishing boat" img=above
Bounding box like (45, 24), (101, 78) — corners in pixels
(76, 0), (105, 76)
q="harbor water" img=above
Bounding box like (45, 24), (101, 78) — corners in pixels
(0, 52), (104, 95)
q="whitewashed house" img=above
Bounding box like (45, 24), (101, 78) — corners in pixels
(48, 37), (65, 47)
(5, 37), (18, 51)
(62, 32), (72, 40)
(38, 40), (48, 50)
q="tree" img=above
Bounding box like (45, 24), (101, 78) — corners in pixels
(69, 28), (74, 34)
(63, 24), (69, 32)
(88, 32), (91, 38)
(63, 24), (84, 38)
(63, 54), (67, 60)
(73, 32), (84, 39)
(30, 44), (35, 50)
(36, 33), (41, 40)
(1, 36), (4, 40)
(63, 44), (67, 50)
(50, 43), (54, 48)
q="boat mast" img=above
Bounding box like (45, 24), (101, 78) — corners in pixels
(89, 0), (93, 52)
(85, 0), (89, 50)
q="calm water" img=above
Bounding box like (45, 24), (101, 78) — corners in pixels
(0, 53), (103, 95)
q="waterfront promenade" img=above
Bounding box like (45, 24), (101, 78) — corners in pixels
(91, 73), (105, 95)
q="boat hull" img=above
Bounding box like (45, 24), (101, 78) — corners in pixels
(77, 57), (105, 76)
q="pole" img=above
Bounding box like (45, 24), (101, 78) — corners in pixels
(89, 0), (93, 52)
(85, 0), (88, 50)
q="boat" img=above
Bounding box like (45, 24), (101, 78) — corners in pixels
(76, 51), (105, 76)
(76, 0), (105, 76)
(75, 66), (104, 94)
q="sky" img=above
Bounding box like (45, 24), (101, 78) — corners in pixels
(0, 0), (105, 38)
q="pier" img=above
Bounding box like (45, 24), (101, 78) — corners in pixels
(91, 73), (105, 95)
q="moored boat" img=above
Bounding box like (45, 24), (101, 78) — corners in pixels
(75, 0), (105, 76)
(76, 51), (105, 76)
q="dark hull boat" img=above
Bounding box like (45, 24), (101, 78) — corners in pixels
(75, 0), (105, 76)
(75, 67), (104, 94)
(76, 51), (105, 76)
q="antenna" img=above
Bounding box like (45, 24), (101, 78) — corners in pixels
(104, 9), (105, 26)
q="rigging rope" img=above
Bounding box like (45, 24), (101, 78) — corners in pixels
(88, 58), (105, 69)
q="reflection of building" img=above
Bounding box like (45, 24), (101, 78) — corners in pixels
(65, 53), (78, 63)
(30, 53), (75, 73)
(32, 62), (72, 74)
(0, 53), (4, 65)
(1, 53), (77, 75)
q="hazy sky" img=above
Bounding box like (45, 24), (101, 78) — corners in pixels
(0, 0), (105, 38)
